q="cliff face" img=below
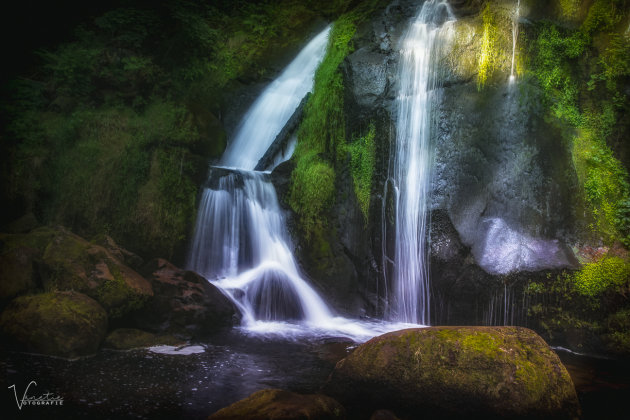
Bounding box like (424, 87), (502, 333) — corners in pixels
(281, 0), (630, 353)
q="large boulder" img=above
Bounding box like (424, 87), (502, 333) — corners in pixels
(0, 226), (153, 319)
(133, 259), (240, 338)
(324, 326), (580, 419)
(209, 389), (345, 420)
(0, 291), (107, 358)
(40, 227), (153, 319)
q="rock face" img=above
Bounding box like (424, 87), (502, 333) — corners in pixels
(209, 389), (345, 420)
(133, 258), (240, 338)
(324, 326), (580, 419)
(0, 291), (108, 358)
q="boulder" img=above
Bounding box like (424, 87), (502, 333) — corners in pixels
(0, 291), (107, 358)
(41, 227), (153, 319)
(133, 259), (240, 338)
(103, 328), (184, 350)
(324, 326), (580, 419)
(208, 389), (345, 420)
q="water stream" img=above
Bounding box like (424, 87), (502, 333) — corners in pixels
(383, 0), (455, 324)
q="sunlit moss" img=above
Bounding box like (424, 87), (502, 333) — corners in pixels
(572, 256), (630, 296)
(477, 4), (498, 90)
(347, 123), (376, 223)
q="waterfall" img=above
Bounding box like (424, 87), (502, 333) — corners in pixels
(187, 26), (333, 327)
(384, 0), (455, 324)
(187, 25), (414, 340)
(220, 28), (330, 171)
(509, 0), (520, 83)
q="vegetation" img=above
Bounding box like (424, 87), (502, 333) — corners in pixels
(529, 0), (630, 246)
(1, 1), (355, 260)
(347, 123), (376, 222)
(477, 4), (499, 90)
(290, 0), (386, 239)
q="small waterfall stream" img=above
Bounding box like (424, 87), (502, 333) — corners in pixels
(384, 0), (455, 324)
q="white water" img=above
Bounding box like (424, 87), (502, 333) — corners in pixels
(220, 27), (330, 170)
(188, 26), (418, 341)
(384, 1), (455, 324)
(509, 0), (521, 83)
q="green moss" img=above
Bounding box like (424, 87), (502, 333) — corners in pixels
(289, 155), (336, 239)
(347, 123), (376, 223)
(290, 1), (385, 238)
(0, 291), (108, 358)
(572, 256), (630, 296)
(477, 4), (499, 90)
(94, 262), (149, 319)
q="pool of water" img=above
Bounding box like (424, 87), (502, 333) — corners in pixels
(0, 330), (355, 420)
(2, 332), (629, 420)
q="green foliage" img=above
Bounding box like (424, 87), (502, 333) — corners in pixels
(532, 23), (587, 125)
(2, 0), (354, 259)
(530, 7), (630, 245)
(582, 0), (627, 35)
(347, 123), (376, 222)
(572, 256), (630, 296)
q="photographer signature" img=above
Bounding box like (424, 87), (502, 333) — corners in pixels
(8, 381), (64, 410)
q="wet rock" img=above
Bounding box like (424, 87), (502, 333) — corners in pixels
(324, 326), (580, 419)
(0, 291), (107, 358)
(103, 328), (184, 350)
(208, 388), (345, 420)
(133, 259), (240, 338)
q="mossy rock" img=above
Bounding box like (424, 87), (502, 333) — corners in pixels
(208, 388), (345, 420)
(103, 328), (184, 350)
(323, 326), (580, 419)
(41, 227), (153, 319)
(0, 291), (107, 358)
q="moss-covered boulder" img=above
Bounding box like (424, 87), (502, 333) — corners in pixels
(103, 328), (184, 350)
(41, 227), (153, 319)
(208, 388), (345, 420)
(0, 227), (62, 304)
(132, 259), (240, 338)
(0, 291), (107, 358)
(323, 326), (580, 419)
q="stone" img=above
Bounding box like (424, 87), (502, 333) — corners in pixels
(41, 227), (153, 319)
(208, 388), (345, 420)
(0, 291), (107, 358)
(103, 328), (184, 350)
(133, 259), (240, 338)
(324, 326), (581, 419)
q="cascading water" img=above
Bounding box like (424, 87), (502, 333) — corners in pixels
(188, 26), (333, 329)
(220, 28), (330, 171)
(509, 0), (521, 83)
(188, 25), (414, 340)
(384, 0), (455, 324)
